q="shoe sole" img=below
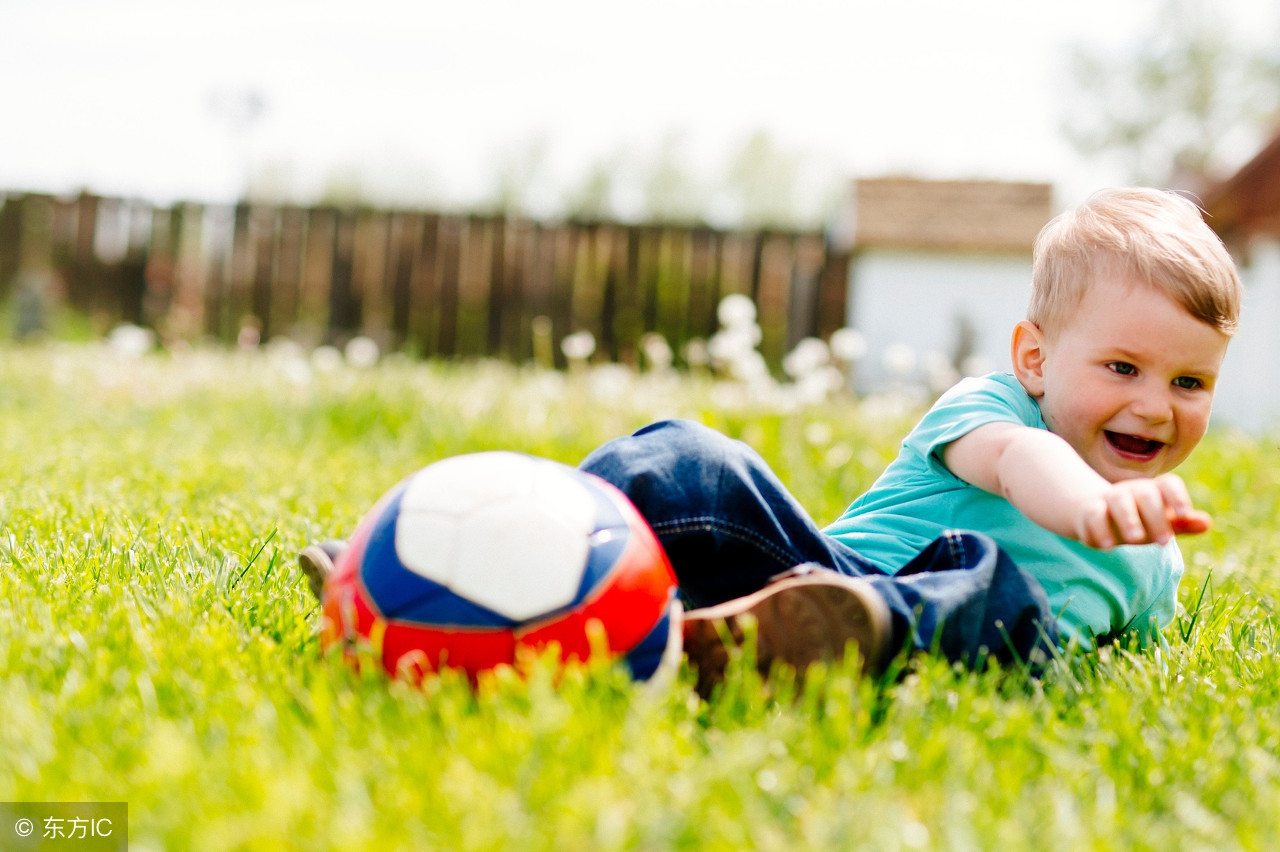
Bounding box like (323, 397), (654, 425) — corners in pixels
(298, 545), (336, 602)
(682, 573), (892, 698)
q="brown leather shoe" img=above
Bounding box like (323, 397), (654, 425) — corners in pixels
(298, 540), (348, 602)
(681, 570), (892, 698)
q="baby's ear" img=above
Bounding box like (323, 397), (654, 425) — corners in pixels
(1011, 320), (1047, 397)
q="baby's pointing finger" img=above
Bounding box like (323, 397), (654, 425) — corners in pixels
(1170, 511), (1212, 536)
(1154, 473), (1195, 517)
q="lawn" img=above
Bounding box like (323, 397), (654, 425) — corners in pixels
(2, 343), (1279, 850)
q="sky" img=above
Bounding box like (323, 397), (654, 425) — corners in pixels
(2, 0), (1276, 220)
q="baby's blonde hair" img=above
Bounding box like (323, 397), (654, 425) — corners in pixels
(1030, 187), (1242, 337)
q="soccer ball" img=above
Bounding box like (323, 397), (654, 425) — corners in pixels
(319, 452), (679, 682)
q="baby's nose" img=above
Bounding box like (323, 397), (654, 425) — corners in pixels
(1130, 384), (1174, 422)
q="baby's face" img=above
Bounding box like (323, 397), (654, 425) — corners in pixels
(1034, 278), (1230, 483)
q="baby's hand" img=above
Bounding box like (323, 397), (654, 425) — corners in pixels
(1075, 474), (1212, 549)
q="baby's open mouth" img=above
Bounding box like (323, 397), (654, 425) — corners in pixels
(1105, 431), (1164, 457)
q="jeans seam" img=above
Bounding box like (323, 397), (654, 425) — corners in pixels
(650, 515), (797, 570)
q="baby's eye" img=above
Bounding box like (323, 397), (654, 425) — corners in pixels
(1108, 362), (1137, 376)
(1173, 376), (1203, 390)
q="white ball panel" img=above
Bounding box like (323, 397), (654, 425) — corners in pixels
(454, 502), (590, 621)
(391, 453), (603, 621)
(400, 452), (536, 516)
(530, 462), (598, 537)
(394, 512), (461, 586)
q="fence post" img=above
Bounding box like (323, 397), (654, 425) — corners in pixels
(168, 203), (205, 340)
(455, 214), (492, 358)
(3, 195), (57, 337)
(509, 219), (539, 360)
(598, 225), (625, 363)
(571, 223), (605, 358)
(815, 249), (851, 341)
(270, 206), (307, 343)
(547, 223), (577, 366)
(486, 216), (508, 358)
(143, 206), (176, 333)
(687, 226), (720, 346)
(652, 226), (692, 358)
(387, 212), (418, 351)
(328, 209), (358, 343)
(216, 202), (251, 339)
(612, 224), (644, 366)
(787, 233), (827, 348)
(0, 195), (19, 300)
(436, 215), (462, 357)
(294, 207), (331, 347)
(504, 217), (539, 362)
(12, 195), (54, 290)
(408, 213), (441, 357)
(755, 232), (794, 367)
(249, 205), (277, 340)
(202, 205), (232, 339)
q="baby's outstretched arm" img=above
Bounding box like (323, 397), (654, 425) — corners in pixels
(943, 421), (1211, 549)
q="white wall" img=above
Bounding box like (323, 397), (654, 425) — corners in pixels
(1212, 239), (1280, 435)
(847, 248), (1032, 393)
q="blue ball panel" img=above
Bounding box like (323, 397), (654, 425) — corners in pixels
(624, 590), (678, 681)
(359, 489), (517, 629)
(566, 468), (634, 607)
(573, 524), (630, 606)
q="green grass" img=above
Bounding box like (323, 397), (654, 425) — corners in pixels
(2, 343), (1279, 850)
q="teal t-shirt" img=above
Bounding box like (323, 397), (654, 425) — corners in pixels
(824, 372), (1183, 646)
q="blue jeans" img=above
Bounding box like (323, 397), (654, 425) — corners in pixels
(580, 419), (1058, 669)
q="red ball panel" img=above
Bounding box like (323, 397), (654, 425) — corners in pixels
(518, 478), (675, 660)
(380, 620), (517, 681)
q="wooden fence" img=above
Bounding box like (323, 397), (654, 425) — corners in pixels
(0, 191), (851, 368)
